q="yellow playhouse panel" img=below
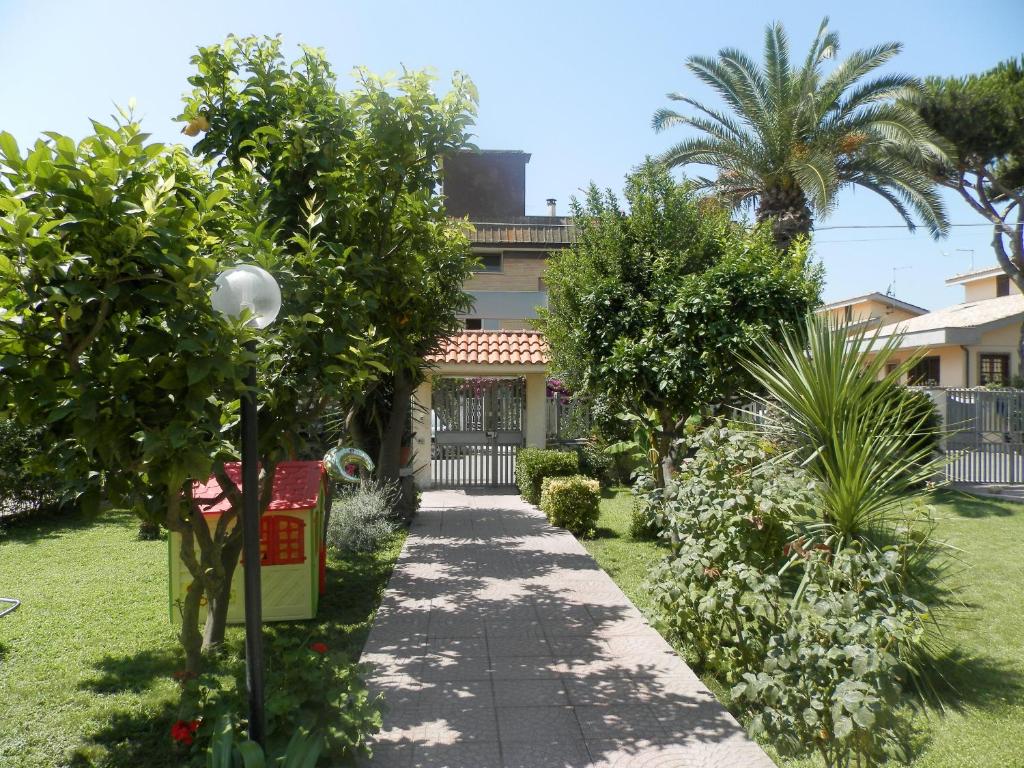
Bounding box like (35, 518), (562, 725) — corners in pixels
(169, 461), (326, 624)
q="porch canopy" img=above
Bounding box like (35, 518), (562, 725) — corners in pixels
(412, 330), (550, 488)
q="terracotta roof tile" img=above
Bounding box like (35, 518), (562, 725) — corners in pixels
(192, 460), (324, 516)
(427, 329), (550, 366)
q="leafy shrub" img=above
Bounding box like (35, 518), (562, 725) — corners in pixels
(650, 426), (812, 676)
(183, 633), (381, 764)
(203, 714), (323, 767)
(516, 448), (579, 505)
(0, 418), (61, 518)
(326, 481), (397, 553)
(577, 441), (614, 487)
(731, 548), (924, 765)
(628, 494), (659, 540)
(539, 475), (600, 536)
(648, 422), (938, 767)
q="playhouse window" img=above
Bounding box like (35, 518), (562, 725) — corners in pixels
(260, 515), (306, 566)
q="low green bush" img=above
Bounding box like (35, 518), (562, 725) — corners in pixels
(516, 448), (579, 504)
(326, 481), (398, 553)
(577, 441), (614, 487)
(628, 494), (659, 540)
(0, 418), (61, 518)
(540, 475), (600, 536)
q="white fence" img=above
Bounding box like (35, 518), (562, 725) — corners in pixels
(943, 388), (1024, 484)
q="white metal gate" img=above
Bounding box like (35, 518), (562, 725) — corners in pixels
(432, 377), (525, 488)
(945, 388), (1024, 483)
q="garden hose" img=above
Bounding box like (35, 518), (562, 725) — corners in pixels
(0, 597), (19, 618)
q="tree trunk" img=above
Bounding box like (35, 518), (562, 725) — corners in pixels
(179, 578), (205, 675)
(175, 523), (206, 675)
(376, 372), (414, 489)
(756, 184), (813, 252)
(654, 411), (676, 489)
(202, 532), (244, 652)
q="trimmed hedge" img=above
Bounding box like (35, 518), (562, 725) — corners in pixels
(539, 475), (600, 537)
(515, 448), (579, 505)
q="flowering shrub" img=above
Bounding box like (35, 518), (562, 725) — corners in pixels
(170, 719), (200, 747)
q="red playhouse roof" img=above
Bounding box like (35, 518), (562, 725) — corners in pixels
(191, 460), (324, 516)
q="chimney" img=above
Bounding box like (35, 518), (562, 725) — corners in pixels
(546, 198), (557, 216)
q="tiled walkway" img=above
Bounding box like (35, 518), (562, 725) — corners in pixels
(359, 490), (775, 768)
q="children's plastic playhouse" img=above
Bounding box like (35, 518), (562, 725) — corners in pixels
(169, 460), (327, 624)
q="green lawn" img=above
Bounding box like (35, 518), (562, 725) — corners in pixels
(0, 510), (405, 768)
(583, 488), (1024, 768)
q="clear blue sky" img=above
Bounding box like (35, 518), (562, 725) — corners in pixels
(2, 0), (1021, 309)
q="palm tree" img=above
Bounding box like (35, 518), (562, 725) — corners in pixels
(653, 18), (949, 251)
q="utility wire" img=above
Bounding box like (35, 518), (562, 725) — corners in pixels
(816, 222), (1022, 231)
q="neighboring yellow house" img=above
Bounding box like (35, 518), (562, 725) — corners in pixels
(869, 266), (1024, 387)
(818, 292), (927, 332)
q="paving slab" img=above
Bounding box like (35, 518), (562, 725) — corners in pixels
(359, 490), (775, 768)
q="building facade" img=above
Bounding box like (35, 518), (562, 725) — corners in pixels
(443, 150), (574, 330)
(869, 266), (1024, 387)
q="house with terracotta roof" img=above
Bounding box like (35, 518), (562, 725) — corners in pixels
(869, 266), (1024, 387)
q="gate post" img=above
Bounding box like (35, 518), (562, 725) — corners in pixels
(413, 377), (433, 489)
(524, 373), (547, 449)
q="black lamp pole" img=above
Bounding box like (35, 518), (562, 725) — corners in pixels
(240, 338), (266, 747)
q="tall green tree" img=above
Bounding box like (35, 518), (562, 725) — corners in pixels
(0, 114), (389, 670)
(179, 37), (478, 488)
(913, 58), (1024, 372)
(0, 117), (263, 672)
(653, 17), (948, 251)
(538, 163), (821, 485)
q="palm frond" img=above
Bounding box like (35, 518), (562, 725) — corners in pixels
(818, 42), (903, 109)
(658, 93), (752, 141)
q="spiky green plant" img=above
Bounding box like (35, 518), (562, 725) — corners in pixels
(653, 17), (949, 251)
(741, 315), (942, 542)
(742, 316), (956, 705)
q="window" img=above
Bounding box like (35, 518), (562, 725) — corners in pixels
(980, 353), (1010, 386)
(471, 252), (502, 273)
(907, 356), (940, 386)
(885, 362), (898, 376)
(844, 305), (853, 323)
(481, 319), (501, 330)
(997, 275), (1011, 297)
(465, 318), (482, 330)
(260, 515), (306, 566)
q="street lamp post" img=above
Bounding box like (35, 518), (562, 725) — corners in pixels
(211, 265), (282, 748)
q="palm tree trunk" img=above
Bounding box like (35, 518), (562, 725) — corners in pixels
(757, 185), (813, 252)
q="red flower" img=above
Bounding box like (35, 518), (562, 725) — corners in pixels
(171, 719), (200, 746)
(309, 641), (329, 654)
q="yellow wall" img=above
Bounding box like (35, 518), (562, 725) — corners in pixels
(962, 276), (1021, 302)
(466, 251), (547, 291)
(499, 318), (537, 330)
(877, 331), (1021, 388)
(821, 298), (919, 330)
(881, 346), (967, 388)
